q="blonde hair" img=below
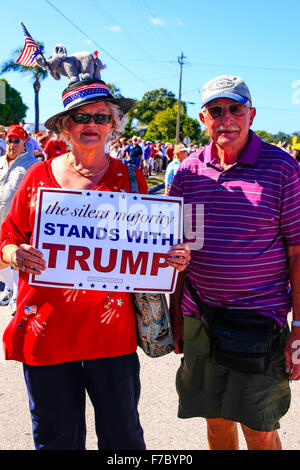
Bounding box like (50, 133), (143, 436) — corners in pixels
(55, 101), (128, 144)
(174, 144), (187, 159)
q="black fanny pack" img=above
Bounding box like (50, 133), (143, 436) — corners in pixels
(185, 277), (284, 374)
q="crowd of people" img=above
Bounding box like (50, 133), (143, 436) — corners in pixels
(104, 136), (203, 177)
(0, 123), (204, 176)
(277, 142), (300, 161)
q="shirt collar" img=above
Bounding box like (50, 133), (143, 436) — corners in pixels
(203, 130), (262, 167)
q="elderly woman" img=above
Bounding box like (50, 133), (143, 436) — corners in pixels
(0, 79), (190, 450)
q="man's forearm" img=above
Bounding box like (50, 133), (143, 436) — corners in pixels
(287, 247), (300, 323)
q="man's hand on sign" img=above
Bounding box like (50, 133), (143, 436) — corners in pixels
(166, 243), (190, 272)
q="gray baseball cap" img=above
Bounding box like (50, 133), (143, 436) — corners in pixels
(201, 75), (252, 107)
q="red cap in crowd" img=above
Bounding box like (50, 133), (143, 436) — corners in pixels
(7, 125), (27, 140)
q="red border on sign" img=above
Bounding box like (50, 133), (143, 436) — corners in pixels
(30, 189), (183, 292)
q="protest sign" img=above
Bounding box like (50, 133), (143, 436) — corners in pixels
(30, 188), (183, 293)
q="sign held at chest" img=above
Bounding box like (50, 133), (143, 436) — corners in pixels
(30, 188), (183, 293)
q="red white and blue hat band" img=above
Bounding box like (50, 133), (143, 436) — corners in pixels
(44, 79), (135, 132)
(62, 82), (111, 110)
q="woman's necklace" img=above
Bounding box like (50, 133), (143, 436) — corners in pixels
(66, 152), (109, 178)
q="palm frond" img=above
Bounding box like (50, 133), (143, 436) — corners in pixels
(0, 45), (48, 81)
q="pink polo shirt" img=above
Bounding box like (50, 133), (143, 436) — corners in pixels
(169, 131), (300, 327)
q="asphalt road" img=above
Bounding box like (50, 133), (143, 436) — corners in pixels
(0, 303), (299, 451)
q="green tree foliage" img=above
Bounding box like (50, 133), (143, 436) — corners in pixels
(107, 83), (123, 98)
(144, 104), (201, 143)
(255, 130), (275, 143)
(0, 79), (28, 124)
(255, 130), (295, 144)
(133, 89), (179, 125)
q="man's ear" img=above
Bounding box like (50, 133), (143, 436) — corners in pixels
(199, 112), (206, 126)
(249, 107), (256, 127)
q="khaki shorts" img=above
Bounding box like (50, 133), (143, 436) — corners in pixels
(176, 316), (291, 432)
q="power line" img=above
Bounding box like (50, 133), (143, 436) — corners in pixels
(142, 0), (179, 55)
(189, 61), (300, 73)
(122, 58), (175, 63)
(45, 0), (153, 88)
(129, 0), (176, 58)
(89, 0), (157, 60)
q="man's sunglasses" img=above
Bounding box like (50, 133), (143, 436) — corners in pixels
(205, 103), (250, 119)
(6, 138), (22, 144)
(70, 113), (112, 124)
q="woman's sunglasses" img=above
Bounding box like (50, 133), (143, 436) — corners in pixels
(205, 103), (250, 119)
(6, 138), (22, 144)
(70, 113), (112, 124)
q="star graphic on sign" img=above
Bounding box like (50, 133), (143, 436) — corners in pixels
(121, 194), (126, 199)
(133, 196), (138, 200)
(90, 283), (95, 288)
(98, 193), (103, 197)
(110, 194), (114, 198)
(79, 283), (83, 287)
(126, 286), (130, 290)
(114, 285), (119, 289)
(102, 284), (107, 289)
(117, 299), (124, 307)
(86, 192), (91, 196)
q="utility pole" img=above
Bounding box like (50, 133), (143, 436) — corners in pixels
(176, 52), (186, 144)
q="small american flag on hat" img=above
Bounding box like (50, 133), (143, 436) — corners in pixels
(16, 23), (39, 67)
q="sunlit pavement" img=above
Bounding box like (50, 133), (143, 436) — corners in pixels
(0, 302), (299, 450)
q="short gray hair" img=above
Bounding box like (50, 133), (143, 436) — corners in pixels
(55, 102), (128, 144)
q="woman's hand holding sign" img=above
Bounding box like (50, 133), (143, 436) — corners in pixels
(3, 243), (46, 275)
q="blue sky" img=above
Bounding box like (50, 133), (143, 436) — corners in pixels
(1, 0), (300, 135)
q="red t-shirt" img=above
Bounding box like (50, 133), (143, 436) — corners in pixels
(166, 147), (174, 161)
(44, 139), (68, 158)
(0, 158), (148, 365)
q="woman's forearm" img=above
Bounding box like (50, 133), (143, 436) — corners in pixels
(2, 244), (19, 269)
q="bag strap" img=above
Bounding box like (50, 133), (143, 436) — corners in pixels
(127, 162), (139, 193)
(185, 276), (203, 310)
(185, 276), (215, 332)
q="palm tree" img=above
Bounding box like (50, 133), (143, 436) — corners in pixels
(0, 46), (48, 133)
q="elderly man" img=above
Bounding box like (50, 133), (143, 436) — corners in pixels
(0, 125), (6, 156)
(0, 125), (37, 314)
(169, 75), (300, 450)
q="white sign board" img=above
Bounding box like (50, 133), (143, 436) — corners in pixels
(30, 188), (183, 293)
